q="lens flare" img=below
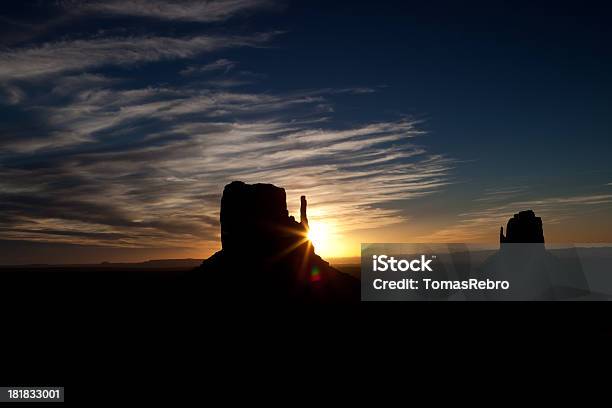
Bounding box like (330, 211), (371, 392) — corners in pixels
(310, 266), (321, 282)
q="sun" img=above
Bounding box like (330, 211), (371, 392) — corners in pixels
(307, 221), (331, 254)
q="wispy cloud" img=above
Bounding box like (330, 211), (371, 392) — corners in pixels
(0, 84), (25, 104)
(0, 33), (275, 81)
(63, 0), (275, 22)
(180, 59), (237, 76)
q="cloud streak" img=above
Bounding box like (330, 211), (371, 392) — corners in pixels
(180, 59), (237, 76)
(0, 33), (275, 80)
(65, 0), (275, 22)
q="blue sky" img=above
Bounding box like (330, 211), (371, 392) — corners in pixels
(1, 0), (611, 263)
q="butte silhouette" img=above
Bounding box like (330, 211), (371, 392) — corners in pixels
(499, 210), (545, 244)
(480, 209), (589, 300)
(197, 181), (359, 302)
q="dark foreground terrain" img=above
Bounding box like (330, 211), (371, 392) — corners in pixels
(1, 262), (611, 394)
(0, 262), (360, 303)
(1, 261), (610, 321)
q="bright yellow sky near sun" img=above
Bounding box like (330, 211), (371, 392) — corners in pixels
(306, 220), (350, 258)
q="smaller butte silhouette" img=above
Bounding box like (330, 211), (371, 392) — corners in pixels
(499, 210), (544, 245)
(483, 209), (589, 300)
(198, 181), (359, 302)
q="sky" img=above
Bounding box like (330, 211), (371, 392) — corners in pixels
(1, 0), (611, 263)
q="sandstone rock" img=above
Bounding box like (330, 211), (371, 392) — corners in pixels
(484, 209), (590, 300)
(199, 181), (358, 302)
(300, 195), (308, 229)
(220, 181), (305, 257)
(500, 210), (544, 244)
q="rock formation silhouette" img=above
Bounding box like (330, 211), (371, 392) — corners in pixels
(499, 210), (544, 245)
(481, 209), (589, 300)
(198, 181), (359, 302)
(300, 195), (308, 229)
